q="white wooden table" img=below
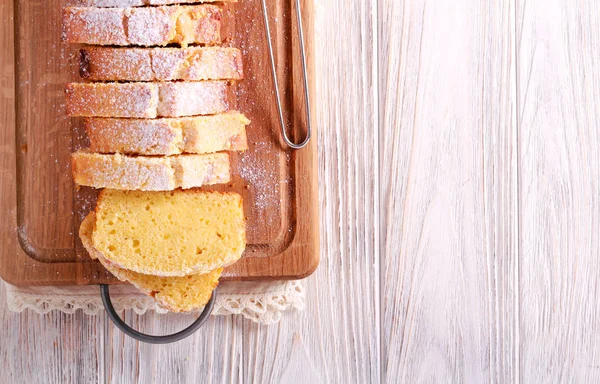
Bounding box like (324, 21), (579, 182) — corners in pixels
(2, 0), (600, 382)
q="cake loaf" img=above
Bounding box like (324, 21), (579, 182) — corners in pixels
(62, 5), (222, 46)
(72, 152), (230, 190)
(79, 47), (243, 81)
(65, 81), (229, 118)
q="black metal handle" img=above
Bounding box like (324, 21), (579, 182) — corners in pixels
(100, 284), (216, 344)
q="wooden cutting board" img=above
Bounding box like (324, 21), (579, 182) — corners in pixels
(0, 0), (318, 286)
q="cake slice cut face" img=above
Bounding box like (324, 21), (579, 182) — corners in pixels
(80, 213), (223, 313)
(92, 189), (246, 277)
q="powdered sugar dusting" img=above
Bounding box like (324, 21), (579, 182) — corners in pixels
(66, 82), (158, 118)
(73, 152), (229, 190)
(85, 48), (152, 80)
(67, 81), (229, 118)
(69, 0), (229, 7)
(63, 5), (222, 46)
(238, 141), (278, 214)
(86, 118), (182, 155)
(63, 7), (128, 45)
(82, 46), (243, 81)
(157, 81), (228, 117)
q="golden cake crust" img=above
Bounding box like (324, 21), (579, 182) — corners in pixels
(65, 81), (229, 118)
(79, 47), (243, 81)
(85, 112), (249, 155)
(71, 152), (231, 190)
(71, 0), (235, 7)
(62, 5), (222, 46)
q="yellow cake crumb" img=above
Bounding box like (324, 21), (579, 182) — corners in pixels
(93, 189), (246, 276)
(80, 213), (222, 312)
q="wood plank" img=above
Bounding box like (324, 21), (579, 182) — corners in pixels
(100, 0), (379, 381)
(241, 0), (380, 382)
(517, 0), (600, 381)
(103, 313), (243, 383)
(379, 0), (517, 381)
(0, 281), (103, 382)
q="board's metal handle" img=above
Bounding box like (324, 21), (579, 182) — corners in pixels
(260, 0), (312, 149)
(100, 285), (216, 344)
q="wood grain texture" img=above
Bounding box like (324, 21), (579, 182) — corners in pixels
(102, 313), (244, 383)
(379, 0), (517, 382)
(0, 280), (102, 384)
(517, 0), (600, 382)
(1, 0), (378, 382)
(240, 0), (380, 381)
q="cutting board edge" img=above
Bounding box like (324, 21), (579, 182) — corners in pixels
(0, 0), (320, 286)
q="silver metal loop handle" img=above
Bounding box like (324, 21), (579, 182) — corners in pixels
(260, 0), (312, 149)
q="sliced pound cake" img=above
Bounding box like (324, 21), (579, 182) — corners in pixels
(80, 213), (222, 313)
(72, 0), (234, 7)
(72, 152), (230, 190)
(62, 5), (222, 46)
(65, 82), (229, 118)
(80, 47), (243, 81)
(92, 189), (246, 276)
(85, 112), (249, 155)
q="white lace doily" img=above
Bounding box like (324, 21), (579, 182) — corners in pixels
(4, 280), (305, 325)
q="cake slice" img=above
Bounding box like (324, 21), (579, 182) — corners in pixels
(65, 82), (229, 118)
(92, 189), (246, 277)
(62, 5), (222, 46)
(71, 0), (234, 7)
(72, 152), (230, 190)
(79, 47), (243, 81)
(85, 112), (249, 155)
(80, 213), (222, 313)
